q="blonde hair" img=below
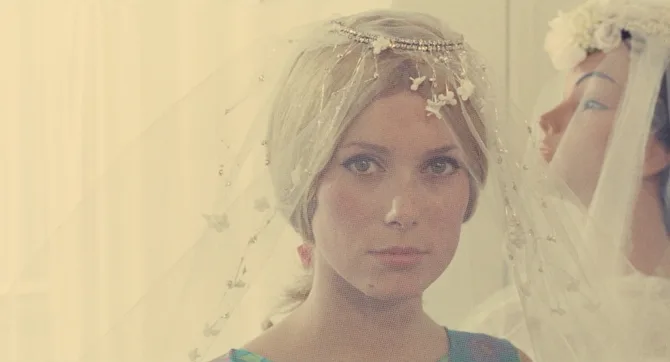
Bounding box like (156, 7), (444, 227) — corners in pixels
(263, 10), (490, 329)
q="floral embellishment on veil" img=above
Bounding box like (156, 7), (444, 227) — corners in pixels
(203, 322), (221, 337)
(203, 213), (230, 232)
(371, 36), (392, 54)
(425, 84), (461, 119)
(444, 89), (458, 105)
(410, 75), (427, 91)
(188, 348), (201, 362)
(426, 94), (449, 119)
(457, 79), (475, 101)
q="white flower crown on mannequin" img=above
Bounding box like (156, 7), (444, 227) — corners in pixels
(544, 0), (670, 70)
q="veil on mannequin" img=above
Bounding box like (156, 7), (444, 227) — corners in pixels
(4, 1), (539, 362)
(462, 1), (670, 361)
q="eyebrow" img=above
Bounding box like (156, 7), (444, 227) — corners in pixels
(341, 141), (457, 156)
(575, 71), (618, 86)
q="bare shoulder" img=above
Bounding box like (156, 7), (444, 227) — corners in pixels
(240, 328), (282, 357)
(239, 323), (300, 362)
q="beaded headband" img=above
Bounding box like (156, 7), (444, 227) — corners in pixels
(329, 20), (479, 119)
(330, 20), (465, 52)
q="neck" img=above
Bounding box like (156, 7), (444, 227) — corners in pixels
(629, 178), (670, 275)
(289, 267), (442, 352)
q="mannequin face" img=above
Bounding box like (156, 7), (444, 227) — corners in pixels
(538, 45), (669, 203)
(538, 46), (628, 203)
(539, 45), (670, 204)
(310, 91), (472, 301)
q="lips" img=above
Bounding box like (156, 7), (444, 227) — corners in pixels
(369, 247), (427, 268)
(539, 142), (555, 162)
(370, 246), (426, 255)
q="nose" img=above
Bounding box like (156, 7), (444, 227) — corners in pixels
(384, 195), (419, 231)
(539, 111), (555, 135)
(538, 106), (566, 136)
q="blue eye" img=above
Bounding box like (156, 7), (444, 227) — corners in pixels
(581, 99), (609, 111)
(342, 155), (382, 174)
(425, 156), (460, 176)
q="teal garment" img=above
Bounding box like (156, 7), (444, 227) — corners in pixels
(212, 329), (521, 362)
(447, 330), (521, 362)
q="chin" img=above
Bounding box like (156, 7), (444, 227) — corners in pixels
(356, 276), (433, 302)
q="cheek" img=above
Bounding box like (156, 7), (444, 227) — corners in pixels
(427, 177), (471, 226)
(592, 113), (616, 147)
(313, 176), (376, 234)
(552, 113), (616, 199)
(587, 115), (616, 165)
(557, 112), (614, 162)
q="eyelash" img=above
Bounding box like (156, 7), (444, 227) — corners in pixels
(581, 99), (609, 111)
(341, 154), (461, 176)
(426, 156), (461, 175)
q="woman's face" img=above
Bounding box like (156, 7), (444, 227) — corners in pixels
(538, 45), (629, 202)
(310, 91), (472, 300)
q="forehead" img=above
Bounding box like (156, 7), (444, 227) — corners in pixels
(564, 46), (631, 95)
(340, 91), (460, 147)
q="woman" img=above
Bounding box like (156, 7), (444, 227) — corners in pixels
(463, 0), (670, 361)
(209, 10), (531, 362)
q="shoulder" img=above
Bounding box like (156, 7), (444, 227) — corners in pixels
(212, 325), (293, 362)
(447, 329), (532, 362)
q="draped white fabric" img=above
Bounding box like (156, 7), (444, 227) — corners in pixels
(1, 1), (261, 360)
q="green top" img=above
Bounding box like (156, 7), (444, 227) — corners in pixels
(212, 328), (521, 362)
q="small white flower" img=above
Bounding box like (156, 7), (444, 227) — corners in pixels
(188, 348), (201, 362)
(443, 88), (457, 105)
(372, 36), (392, 55)
(456, 79), (475, 101)
(203, 322), (221, 337)
(410, 76), (426, 91)
(202, 213), (229, 232)
(426, 95), (447, 119)
(593, 20), (622, 52)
